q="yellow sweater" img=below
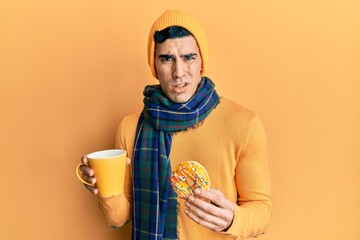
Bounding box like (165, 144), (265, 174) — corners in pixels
(98, 98), (272, 239)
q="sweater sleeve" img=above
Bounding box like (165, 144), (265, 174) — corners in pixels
(97, 116), (134, 227)
(225, 115), (272, 239)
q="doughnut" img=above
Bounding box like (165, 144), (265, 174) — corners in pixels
(171, 161), (210, 199)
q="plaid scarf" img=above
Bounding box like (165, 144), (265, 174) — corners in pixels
(132, 77), (219, 240)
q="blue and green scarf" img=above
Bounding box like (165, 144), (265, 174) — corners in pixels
(132, 77), (219, 240)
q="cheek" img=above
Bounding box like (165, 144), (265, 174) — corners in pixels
(191, 65), (202, 82)
(190, 60), (202, 76)
(155, 64), (171, 79)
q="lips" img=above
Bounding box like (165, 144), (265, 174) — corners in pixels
(174, 82), (189, 88)
(171, 82), (189, 94)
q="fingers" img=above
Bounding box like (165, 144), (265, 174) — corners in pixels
(80, 155), (98, 195)
(185, 188), (236, 232)
(80, 155), (95, 181)
(185, 199), (229, 231)
(81, 155), (89, 165)
(84, 184), (98, 195)
(79, 164), (94, 179)
(80, 170), (96, 185)
(198, 189), (235, 212)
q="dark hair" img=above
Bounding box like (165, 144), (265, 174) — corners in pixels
(154, 26), (192, 43)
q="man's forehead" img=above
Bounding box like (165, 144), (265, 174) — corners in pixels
(154, 36), (200, 55)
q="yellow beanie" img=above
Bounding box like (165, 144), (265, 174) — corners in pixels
(147, 10), (209, 79)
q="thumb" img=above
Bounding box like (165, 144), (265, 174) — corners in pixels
(126, 157), (131, 165)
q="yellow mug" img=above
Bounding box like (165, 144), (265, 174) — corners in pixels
(76, 149), (127, 197)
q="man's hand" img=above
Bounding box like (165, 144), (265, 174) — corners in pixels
(79, 155), (98, 195)
(185, 188), (236, 232)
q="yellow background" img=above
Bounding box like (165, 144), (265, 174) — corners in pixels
(1, 0), (359, 239)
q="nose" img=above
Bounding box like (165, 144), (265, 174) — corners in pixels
(173, 59), (186, 79)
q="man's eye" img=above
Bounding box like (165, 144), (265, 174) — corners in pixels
(184, 55), (196, 61)
(161, 57), (173, 62)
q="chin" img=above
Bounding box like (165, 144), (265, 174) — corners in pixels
(171, 95), (191, 103)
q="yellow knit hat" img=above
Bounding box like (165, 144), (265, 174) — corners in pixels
(147, 10), (209, 79)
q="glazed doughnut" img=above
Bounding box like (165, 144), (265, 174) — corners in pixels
(171, 161), (210, 199)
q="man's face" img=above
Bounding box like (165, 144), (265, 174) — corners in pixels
(154, 35), (202, 103)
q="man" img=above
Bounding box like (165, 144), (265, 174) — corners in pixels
(80, 10), (271, 239)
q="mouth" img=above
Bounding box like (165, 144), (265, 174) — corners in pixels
(174, 82), (189, 88)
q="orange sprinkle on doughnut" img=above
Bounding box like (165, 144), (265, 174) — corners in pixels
(171, 161), (210, 199)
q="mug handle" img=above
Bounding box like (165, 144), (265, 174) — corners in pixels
(76, 163), (95, 186)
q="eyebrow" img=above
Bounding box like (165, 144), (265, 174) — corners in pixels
(158, 54), (174, 59)
(181, 53), (198, 58)
(157, 53), (198, 58)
